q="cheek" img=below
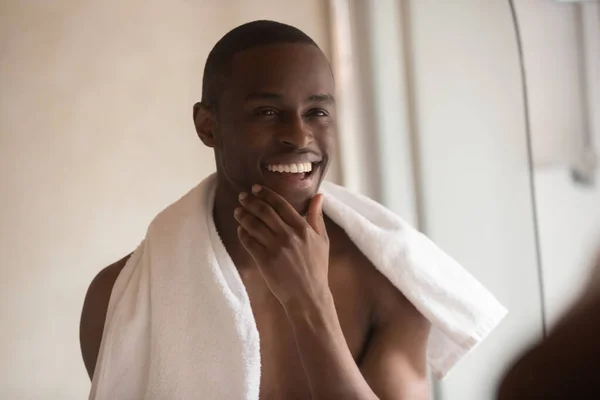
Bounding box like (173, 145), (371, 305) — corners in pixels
(314, 123), (336, 152)
(219, 126), (266, 171)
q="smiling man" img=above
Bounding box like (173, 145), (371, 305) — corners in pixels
(80, 20), (503, 400)
(189, 23), (429, 399)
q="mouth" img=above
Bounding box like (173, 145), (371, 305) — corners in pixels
(261, 161), (321, 188)
(265, 162), (317, 177)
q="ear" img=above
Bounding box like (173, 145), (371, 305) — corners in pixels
(193, 101), (217, 148)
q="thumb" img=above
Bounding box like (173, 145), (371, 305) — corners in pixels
(307, 194), (326, 234)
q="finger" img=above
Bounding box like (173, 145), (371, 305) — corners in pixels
(238, 192), (288, 235)
(237, 226), (267, 260)
(234, 207), (275, 246)
(307, 194), (327, 235)
(251, 185), (306, 229)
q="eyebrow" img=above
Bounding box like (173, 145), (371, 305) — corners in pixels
(308, 93), (335, 104)
(244, 92), (335, 104)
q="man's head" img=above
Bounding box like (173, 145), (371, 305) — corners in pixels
(193, 20), (336, 214)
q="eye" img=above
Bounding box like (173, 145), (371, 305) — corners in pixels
(254, 108), (279, 117)
(306, 109), (329, 118)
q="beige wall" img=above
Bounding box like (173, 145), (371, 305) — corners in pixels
(0, 1), (332, 398)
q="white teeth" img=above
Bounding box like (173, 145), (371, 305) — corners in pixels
(267, 163), (314, 174)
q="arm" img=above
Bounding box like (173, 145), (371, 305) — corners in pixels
(285, 285), (430, 400)
(284, 291), (378, 400)
(359, 286), (431, 399)
(79, 254), (130, 379)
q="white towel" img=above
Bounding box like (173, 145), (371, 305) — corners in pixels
(90, 173), (507, 400)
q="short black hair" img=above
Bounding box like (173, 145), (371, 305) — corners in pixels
(201, 20), (319, 108)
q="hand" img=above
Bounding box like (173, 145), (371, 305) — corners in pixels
(234, 185), (330, 308)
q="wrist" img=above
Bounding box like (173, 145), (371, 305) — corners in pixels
(283, 287), (336, 323)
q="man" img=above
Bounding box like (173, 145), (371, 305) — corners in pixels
(81, 21), (431, 399)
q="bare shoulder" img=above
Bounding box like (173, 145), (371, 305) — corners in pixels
(79, 253), (132, 380)
(326, 217), (429, 331)
(371, 268), (430, 332)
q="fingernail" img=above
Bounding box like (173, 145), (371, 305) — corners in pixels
(239, 192), (247, 201)
(234, 207), (242, 218)
(252, 184), (262, 194)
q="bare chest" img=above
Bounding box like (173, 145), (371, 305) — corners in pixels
(240, 248), (374, 400)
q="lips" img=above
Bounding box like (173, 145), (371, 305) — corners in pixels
(262, 154), (321, 174)
(261, 161), (321, 189)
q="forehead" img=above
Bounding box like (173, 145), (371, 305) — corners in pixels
(227, 43), (334, 100)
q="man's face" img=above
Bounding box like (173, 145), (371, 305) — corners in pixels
(213, 43), (336, 214)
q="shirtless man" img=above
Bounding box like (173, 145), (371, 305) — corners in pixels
(80, 20), (430, 399)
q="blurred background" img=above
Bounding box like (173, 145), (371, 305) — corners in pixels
(1, 0), (599, 399)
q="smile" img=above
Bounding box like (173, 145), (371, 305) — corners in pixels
(266, 162), (313, 174)
(261, 161), (321, 188)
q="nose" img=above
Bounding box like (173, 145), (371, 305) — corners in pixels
(278, 115), (313, 149)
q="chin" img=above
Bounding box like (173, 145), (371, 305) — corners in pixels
(287, 193), (314, 216)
